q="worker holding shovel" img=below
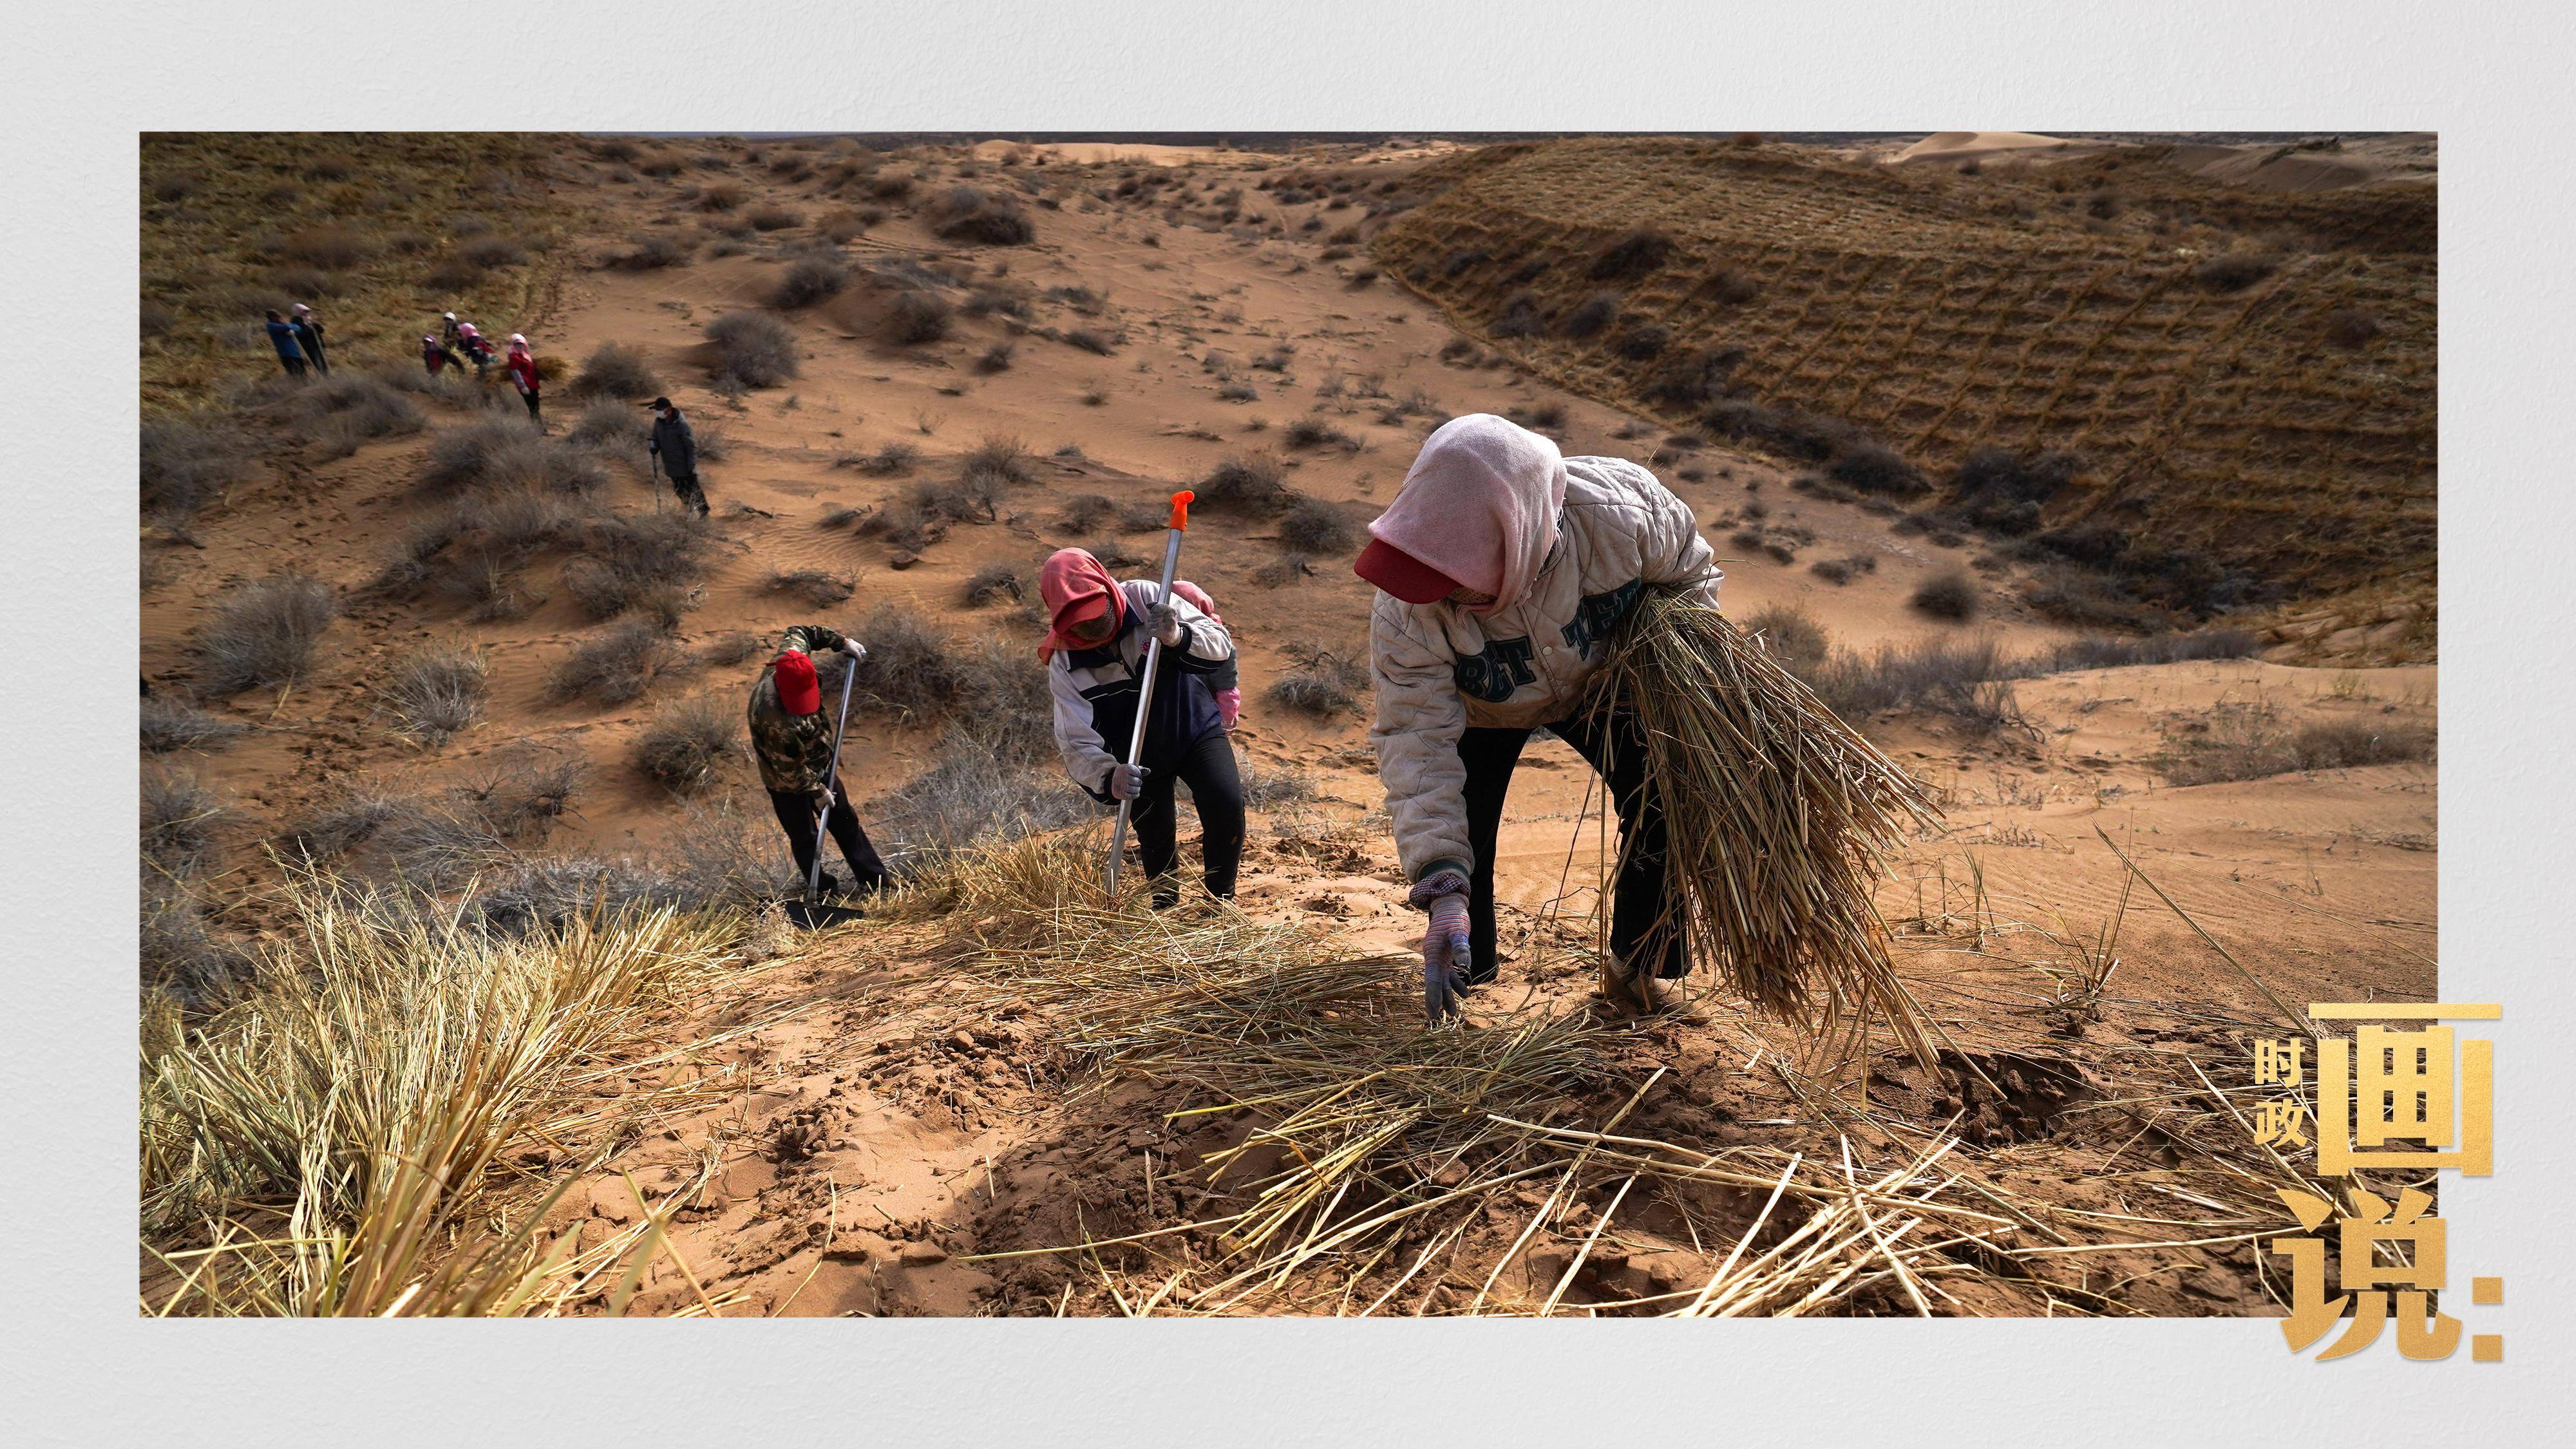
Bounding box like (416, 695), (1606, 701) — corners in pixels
(1039, 527), (1244, 911)
(748, 626), (887, 899)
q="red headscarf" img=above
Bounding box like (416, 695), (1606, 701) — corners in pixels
(1037, 548), (1124, 661)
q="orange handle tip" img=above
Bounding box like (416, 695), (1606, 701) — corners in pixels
(1169, 490), (1194, 530)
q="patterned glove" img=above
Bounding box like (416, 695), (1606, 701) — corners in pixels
(1421, 891), (1471, 1025)
(1109, 762), (1150, 801)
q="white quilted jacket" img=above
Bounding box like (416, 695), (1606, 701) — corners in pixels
(1367, 455), (1721, 887)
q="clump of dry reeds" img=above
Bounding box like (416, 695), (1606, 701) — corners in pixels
(1582, 589), (1940, 1055)
(140, 876), (750, 1315)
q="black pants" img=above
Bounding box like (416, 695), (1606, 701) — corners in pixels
(1128, 730), (1245, 907)
(520, 390), (543, 428)
(278, 355), (306, 377)
(1458, 703), (1685, 984)
(769, 788), (889, 893)
(305, 341), (329, 375)
(668, 468), (710, 516)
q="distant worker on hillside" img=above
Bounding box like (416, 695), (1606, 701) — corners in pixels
(748, 628), (887, 897)
(439, 311), (463, 350)
(506, 333), (543, 430)
(421, 333), (462, 375)
(1039, 547), (1245, 910)
(262, 310), (306, 378)
(645, 396), (712, 517)
(456, 321), (495, 375)
(289, 303), (329, 377)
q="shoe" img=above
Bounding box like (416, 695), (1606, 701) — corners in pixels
(811, 871), (840, 896)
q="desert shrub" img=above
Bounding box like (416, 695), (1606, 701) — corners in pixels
(2022, 571), (2167, 631)
(151, 169), (204, 203)
(196, 573), (337, 696)
(634, 691), (741, 793)
(974, 339), (1017, 374)
(420, 415), (544, 491)
(568, 397), (646, 450)
(613, 233), (692, 269)
(817, 209), (868, 243)
(747, 205), (804, 232)
(1828, 442), (1925, 497)
(572, 342), (661, 399)
(695, 182), (748, 211)
(1911, 568), (1979, 621)
(1642, 345), (1747, 408)
(2163, 715), (2435, 786)
(869, 728), (1090, 869)
(1251, 553), (1314, 587)
(845, 608), (1042, 728)
(885, 289), (953, 345)
(769, 255), (847, 310)
(2029, 629), (2259, 671)
(1617, 325), (1669, 361)
(379, 643), (490, 746)
(1489, 290), (1545, 338)
(1057, 494), (1116, 532)
(1063, 328), (1116, 355)
(1589, 228), (1673, 281)
(1266, 640), (1369, 717)
(1283, 417), (1358, 450)
(272, 373), (426, 460)
(1277, 497), (1354, 553)
(562, 512), (706, 622)
(1501, 402), (1566, 435)
(1561, 290), (1620, 339)
(936, 204), (1035, 245)
(1087, 537), (1146, 569)
(2192, 252), (2277, 291)
(549, 619), (677, 705)
(141, 695), (247, 755)
(764, 568), (856, 607)
(142, 769), (223, 876)
(963, 562), (1025, 605)
(274, 223), (372, 270)
(1200, 451), (1293, 512)
(706, 312), (799, 387)
(2325, 308), (2381, 348)
(459, 235), (527, 270)
(1809, 634), (2016, 729)
(142, 417), (257, 524)
(962, 434), (1038, 489)
(1712, 268), (1762, 305)
(1741, 604), (1831, 685)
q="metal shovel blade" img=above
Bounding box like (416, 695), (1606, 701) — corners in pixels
(782, 896), (867, 930)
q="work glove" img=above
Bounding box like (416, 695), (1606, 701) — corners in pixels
(1421, 890), (1472, 1025)
(811, 782), (839, 811)
(1146, 601), (1186, 648)
(842, 637), (868, 661)
(1108, 762), (1149, 802)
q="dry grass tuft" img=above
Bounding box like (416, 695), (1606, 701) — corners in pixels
(196, 573), (339, 697)
(379, 643), (491, 747)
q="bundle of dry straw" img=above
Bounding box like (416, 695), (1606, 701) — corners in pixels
(1582, 589), (1940, 1055)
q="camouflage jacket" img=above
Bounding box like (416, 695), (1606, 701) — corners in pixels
(748, 623), (853, 793)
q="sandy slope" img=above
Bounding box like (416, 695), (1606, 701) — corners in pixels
(140, 138), (2437, 1316)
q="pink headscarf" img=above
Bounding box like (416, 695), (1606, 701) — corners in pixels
(507, 333), (529, 354)
(1367, 413), (1566, 613)
(1037, 548), (1123, 662)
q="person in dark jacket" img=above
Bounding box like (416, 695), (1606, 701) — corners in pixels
(263, 310), (306, 377)
(748, 625), (887, 895)
(289, 303), (328, 377)
(1039, 547), (1244, 909)
(422, 334), (462, 375)
(645, 397), (710, 516)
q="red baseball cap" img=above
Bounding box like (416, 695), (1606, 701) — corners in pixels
(1354, 538), (1463, 605)
(773, 649), (822, 715)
